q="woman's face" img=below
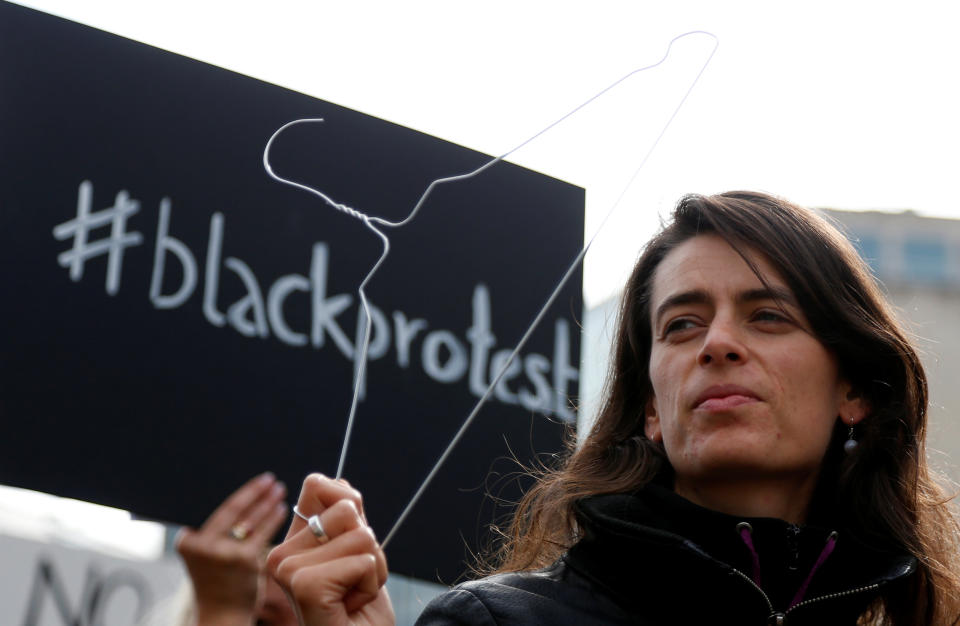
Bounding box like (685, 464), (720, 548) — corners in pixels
(644, 235), (865, 491)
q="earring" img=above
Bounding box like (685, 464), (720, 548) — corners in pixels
(844, 423), (858, 454)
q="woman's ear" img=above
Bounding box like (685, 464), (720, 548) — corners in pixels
(644, 397), (662, 442)
(839, 383), (870, 426)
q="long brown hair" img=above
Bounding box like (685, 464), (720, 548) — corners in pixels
(485, 191), (960, 624)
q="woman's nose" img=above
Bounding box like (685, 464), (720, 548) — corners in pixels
(697, 320), (746, 366)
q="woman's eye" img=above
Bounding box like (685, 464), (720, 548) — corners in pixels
(753, 309), (790, 324)
(663, 318), (698, 335)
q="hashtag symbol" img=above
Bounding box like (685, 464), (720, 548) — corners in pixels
(52, 180), (143, 295)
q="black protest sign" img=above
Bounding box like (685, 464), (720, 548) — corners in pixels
(0, 2), (583, 582)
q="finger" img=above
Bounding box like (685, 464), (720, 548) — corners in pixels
(336, 478), (367, 523)
(274, 527), (388, 591)
(274, 499), (365, 559)
(205, 472), (277, 532)
(249, 501), (289, 547)
(237, 481), (286, 541)
(286, 474), (364, 539)
(287, 555), (380, 622)
(342, 558), (382, 615)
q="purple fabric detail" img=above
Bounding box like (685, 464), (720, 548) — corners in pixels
(738, 526), (763, 587)
(789, 533), (837, 608)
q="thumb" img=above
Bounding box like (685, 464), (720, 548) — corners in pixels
(174, 526), (197, 555)
(295, 555), (380, 623)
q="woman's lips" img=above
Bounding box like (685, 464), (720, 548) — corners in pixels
(693, 385), (761, 411)
(695, 394), (759, 411)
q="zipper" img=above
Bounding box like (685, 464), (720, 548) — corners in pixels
(730, 567), (775, 614)
(785, 524), (800, 572)
(731, 566), (880, 623)
(785, 583), (881, 615)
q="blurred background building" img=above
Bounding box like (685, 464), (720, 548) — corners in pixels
(823, 209), (960, 483)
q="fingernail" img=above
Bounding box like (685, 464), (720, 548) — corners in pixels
(259, 472), (275, 483)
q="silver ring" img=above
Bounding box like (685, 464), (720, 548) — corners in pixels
(307, 515), (328, 543)
(292, 504), (309, 522)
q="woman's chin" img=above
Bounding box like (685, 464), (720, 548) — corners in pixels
(673, 435), (815, 481)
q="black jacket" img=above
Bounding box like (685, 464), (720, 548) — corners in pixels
(415, 486), (915, 625)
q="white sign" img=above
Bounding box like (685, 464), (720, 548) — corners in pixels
(0, 534), (183, 626)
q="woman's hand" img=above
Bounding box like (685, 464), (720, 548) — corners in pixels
(267, 474), (395, 626)
(176, 472), (289, 626)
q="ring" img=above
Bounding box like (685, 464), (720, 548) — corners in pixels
(307, 515), (328, 543)
(293, 505), (329, 544)
(229, 524), (249, 541)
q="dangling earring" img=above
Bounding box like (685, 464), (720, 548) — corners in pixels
(844, 423), (858, 454)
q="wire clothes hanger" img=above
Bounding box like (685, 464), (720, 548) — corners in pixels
(263, 30), (719, 548)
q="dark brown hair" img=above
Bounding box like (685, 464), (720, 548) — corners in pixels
(486, 191), (960, 624)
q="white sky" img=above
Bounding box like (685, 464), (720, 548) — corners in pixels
(11, 0), (960, 304)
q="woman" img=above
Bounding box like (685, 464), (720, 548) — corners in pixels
(267, 192), (960, 625)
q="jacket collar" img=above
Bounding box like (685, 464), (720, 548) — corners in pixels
(565, 485), (915, 620)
